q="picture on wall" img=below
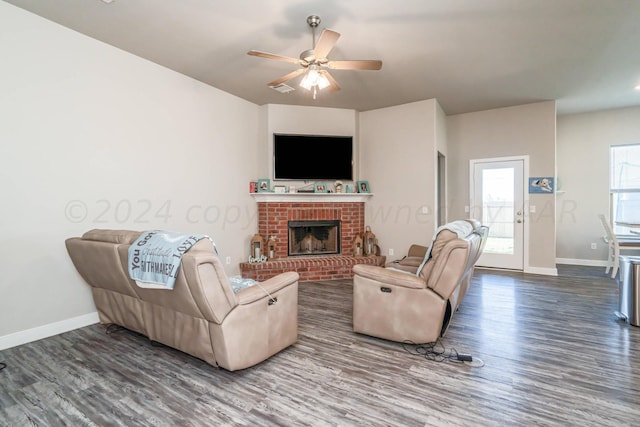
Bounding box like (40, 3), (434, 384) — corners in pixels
(529, 177), (554, 193)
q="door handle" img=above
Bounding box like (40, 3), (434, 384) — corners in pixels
(516, 219), (523, 223)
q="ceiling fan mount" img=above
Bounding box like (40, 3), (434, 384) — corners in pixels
(306, 14), (321, 28)
(247, 15), (382, 97)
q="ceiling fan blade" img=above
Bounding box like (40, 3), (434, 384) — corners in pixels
(267, 69), (306, 87)
(322, 71), (341, 92)
(313, 29), (340, 59)
(327, 60), (383, 70)
(248, 50), (300, 64)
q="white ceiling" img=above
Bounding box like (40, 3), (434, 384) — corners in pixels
(5, 0), (640, 115)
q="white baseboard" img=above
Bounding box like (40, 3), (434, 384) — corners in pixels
(475, 266), (558, 276)
(524, 266), (558, 276)
(556, 258), (608, 267)
(0, 312), (99, 351)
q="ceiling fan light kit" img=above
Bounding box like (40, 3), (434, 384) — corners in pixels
(248, 15), (382, 99)
(300, 65), (330, 99)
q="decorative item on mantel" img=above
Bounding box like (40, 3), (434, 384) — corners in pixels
(357, 180), (370, 193)
(363, 226), (378, 256)
(267, 235), (277, 260)
(257, 178), (271, 193)
(334, 180), (343, 193)
(273, 185), (287, 194)
(352, 234), (363, 257)
(314, 182), (329, 193)
(249, 234), (267, 263)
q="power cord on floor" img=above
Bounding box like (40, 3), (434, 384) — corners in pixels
(0, 362), (6, 372)
(402, 339), (485, 367)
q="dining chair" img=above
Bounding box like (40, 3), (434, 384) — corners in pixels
(598, 214), (640, 278)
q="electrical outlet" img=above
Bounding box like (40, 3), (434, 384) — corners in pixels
(389, 248), (394, 256)
(591, 243), (597, 250)
(225, 256), (231, 264)
(464, 206), (470, 213)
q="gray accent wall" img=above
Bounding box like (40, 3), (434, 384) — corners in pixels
(447, 101), (557, 273)
(359, 100), (441, 259)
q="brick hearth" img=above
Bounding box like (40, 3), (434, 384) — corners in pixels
(240, 196), (386, 281)
(240, 254), (386, 282)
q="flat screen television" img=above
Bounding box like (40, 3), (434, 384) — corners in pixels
(273, 133), (353, 181)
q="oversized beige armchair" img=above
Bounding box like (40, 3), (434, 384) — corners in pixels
(352, 219), (487, 344)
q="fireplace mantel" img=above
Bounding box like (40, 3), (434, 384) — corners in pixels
(251, 193), (372, 203)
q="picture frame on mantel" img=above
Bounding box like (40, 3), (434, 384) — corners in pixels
(257, 179), (271, 193)
(357, 180), (370, 193)
(314, 182), (329, 193)
(273, 185), (287, 194)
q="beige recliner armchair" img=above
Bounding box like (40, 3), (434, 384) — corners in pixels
(66, 229), (299, 371)
(352, 219), (487, 344)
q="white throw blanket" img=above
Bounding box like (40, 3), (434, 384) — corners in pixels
(228, 276), (258, 293)
(128, 230), (211, 290)
(416, 220), (474, 276)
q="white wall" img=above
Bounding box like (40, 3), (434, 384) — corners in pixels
(556, 106), (640, 263)
(435, 102), (448, 223)
(359, 99), (440, 258)
(435, 102), (448, 157)
(447, 101), (557, 273)
(6, 1), (632, 350)
(263, 104), (357, 189)
(0, 3), (261, 347)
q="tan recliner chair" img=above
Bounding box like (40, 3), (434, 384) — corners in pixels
(66, 229), (299, 371)
(352, 220), (487, 344)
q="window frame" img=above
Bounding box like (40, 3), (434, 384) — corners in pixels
(610, 143), (640, 236)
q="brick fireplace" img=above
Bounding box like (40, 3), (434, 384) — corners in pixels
(240, 194), (386, 281)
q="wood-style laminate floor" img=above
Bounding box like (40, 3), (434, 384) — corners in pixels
(1, 267), (639, 426)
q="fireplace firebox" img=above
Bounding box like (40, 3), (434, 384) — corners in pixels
(288, 220), (340, 256)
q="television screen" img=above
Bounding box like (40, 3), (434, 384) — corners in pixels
(274, 134), (353, 181)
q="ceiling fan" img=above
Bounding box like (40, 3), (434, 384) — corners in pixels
(247, 15), (382, 99)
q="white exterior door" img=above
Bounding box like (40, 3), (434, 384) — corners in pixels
(470, 158), (525, 270)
